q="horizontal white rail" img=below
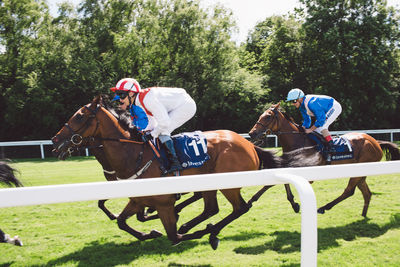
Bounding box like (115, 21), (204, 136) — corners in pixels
(1, 161), (399, 267)
(1, 161), (399, 207)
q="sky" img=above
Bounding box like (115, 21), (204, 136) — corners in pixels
(48, 0), (400, 44)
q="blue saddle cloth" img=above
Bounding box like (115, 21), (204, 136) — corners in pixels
(307, 133), (354, 161)
(156, 131), (210, 170)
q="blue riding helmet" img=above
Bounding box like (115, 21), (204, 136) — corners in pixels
(286, 88), (305, 101)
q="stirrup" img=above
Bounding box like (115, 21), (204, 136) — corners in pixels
(166, 163), (183, 174)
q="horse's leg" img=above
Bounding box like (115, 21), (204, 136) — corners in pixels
(356, 178), (371, 217)
(317, 177), (363, 214)
(140, 192), (203, 222)
(284, 184), (300, 213)
(0, 228), (22, 246)
(0, 228), (5, 243)
(156, 204), (211, 246)
(178, 190), (219, 234)
(155, 204), (182, 245)
(98, 199), (117, 220)
(207, 189), (251, 250)
(175, 192), (203, 213)
(117, 199), (162, 241)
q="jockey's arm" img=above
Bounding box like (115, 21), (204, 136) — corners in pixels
(308, 101), (326, 128)
(300, 107), (311, 129)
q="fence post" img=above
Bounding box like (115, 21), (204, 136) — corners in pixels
(277, 173), (317, 267)
(40, 144), (45, 159)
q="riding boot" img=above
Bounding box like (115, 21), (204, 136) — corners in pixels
(163, 139), (183, 173)
(327, 140), (336, 153)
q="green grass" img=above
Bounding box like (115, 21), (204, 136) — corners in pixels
(0, 157), (399, 266)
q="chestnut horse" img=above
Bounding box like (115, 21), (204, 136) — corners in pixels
(52, 96), (318, 249)
(249, 103), (400, 217)
(0, 160), (23, 246)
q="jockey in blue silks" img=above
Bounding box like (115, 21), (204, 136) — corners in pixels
(286, 88), (342, 153)
(111, 78), (197, 173)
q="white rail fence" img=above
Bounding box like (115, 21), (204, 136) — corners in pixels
(1, 161), (400, 266)
(1, 129), (399, 159)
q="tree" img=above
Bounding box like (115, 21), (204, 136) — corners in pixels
(243, 0), (400, 129)
(299, 0), (400, 129)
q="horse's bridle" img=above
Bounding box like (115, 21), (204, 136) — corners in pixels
(255, 108), (281, 136)
(64, 105), (100, 145)
(255, 107), (304, 136)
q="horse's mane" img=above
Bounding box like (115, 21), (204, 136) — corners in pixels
(99, 95), (142, 140)
(274, 105), (305, 133)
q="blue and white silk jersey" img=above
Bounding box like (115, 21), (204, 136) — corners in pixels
(299, 95), (334, 129)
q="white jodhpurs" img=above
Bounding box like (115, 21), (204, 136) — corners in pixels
(315, 100), (342, 134)
(161, 94), (196, 136)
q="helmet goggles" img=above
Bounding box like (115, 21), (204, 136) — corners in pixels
(112, 91), (129, 101)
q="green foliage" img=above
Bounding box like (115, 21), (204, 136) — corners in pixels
(299, 0), (400, 129)
(243, 0), (400, 130)
(1, 0), (399, 141)
(0, 0), (266, 140)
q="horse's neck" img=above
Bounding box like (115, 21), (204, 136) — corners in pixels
(97, 109), (139, 175)
(277, 115), (309, 152)
(96, 108), (160, 180)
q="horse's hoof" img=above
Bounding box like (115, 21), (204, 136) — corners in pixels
(317, 208), (325, 214)
(178, 224), (189, 234)
(13, 236), (23, 246)
(209, 234), (220, 250)
(149, 230), (163, 238)
(293, 203), (300, 213)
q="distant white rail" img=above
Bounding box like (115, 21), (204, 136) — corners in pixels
(1, 161), (400, 266)
(1, 129), (399, 159)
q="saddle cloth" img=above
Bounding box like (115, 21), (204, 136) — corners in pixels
(307, 133), (354, 161)
(156, 131), (210, 170)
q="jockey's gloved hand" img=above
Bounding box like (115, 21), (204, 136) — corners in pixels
(142, 132), (153, 142)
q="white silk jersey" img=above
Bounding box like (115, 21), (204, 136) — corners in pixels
(134, 87), (196, 137)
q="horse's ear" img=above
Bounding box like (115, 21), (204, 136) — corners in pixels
(92, 95), (102, 106)
(276, 102), (281, 108)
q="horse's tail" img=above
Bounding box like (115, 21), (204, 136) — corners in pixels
(0, 161), (23, 187)
(254, 146), (322, 169)
(254, 146), (282, 169)
(378, 140), (400, 161)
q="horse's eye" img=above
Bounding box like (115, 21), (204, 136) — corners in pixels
(75, 114), (83, 121)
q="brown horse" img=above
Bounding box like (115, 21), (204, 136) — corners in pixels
(52, 96), (318, 249)
(88, 102), (298, 220)
(249, 103), (400, 217)
(0, 160), (23, 246)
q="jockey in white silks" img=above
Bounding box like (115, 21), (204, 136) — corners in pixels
(286, 88), (342, 153)
(111, 78), (197, 173)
